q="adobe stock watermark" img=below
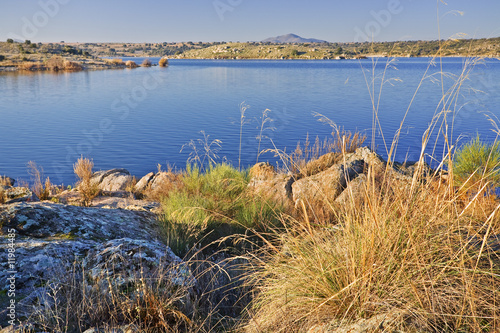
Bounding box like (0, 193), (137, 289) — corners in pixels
(213, 0), (243, 21)
(354, 0), (405, 43)
(5, 229), (17, 327)
(8, 0), (71, 41)
(51, 71), (165, 183)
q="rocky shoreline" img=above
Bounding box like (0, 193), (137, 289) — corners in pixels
(1, 147), (499, 332)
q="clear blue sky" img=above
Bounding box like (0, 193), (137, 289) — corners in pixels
(1, 0), (499, 43)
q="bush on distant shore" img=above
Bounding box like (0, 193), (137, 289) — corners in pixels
(159, 57), (168, 67)
(0, 55), (4, 61)
(105, 58), (124, 66)
(63, 60), (83, 71)
(125, 60), (138, 68)
(45, 55), (65, 71)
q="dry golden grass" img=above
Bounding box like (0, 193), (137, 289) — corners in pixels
(125, 60), (138, 68)
(285, 128), (366, 177)
(63, 60), (83, 71)
(73, 156), (99, 206)
(45, 55), (65, 71)
(18, 61), (42, 71)
(159, 57), (169, 67)
(105, 58), (124, 65)
(245, 160), (500, 332)
(0, 187), (5, 204)
(27, 161), (52, 200)
(143, 172), (184, 202)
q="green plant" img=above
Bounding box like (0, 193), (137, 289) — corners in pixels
(452, 134), (500, 194)
(160, 163), (282, 257)
(6, 38), (13, 43)
(73, 156), (99, 206)
(0, 55), (5, 62)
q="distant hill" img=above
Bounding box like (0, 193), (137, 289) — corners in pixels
(262, 33), (328, 44)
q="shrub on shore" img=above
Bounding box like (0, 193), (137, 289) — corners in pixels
(159, 57), (168, 67)
(105, 58), (124, 66)
(28, 161), (52, 200)
(45, 55), (65, 71)
(452, 134), (500, 195)
(18, 61), (42, 71)
(159, 163), (282, 257)
(73, 156), (99, 206)
(125, 60), (138, 68)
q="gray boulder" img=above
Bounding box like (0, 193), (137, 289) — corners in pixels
(133, 171), (155, 193)
(91, 169), (133, 192)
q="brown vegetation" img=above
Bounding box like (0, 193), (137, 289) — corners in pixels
(27, 161), (52, 200)
(159, 57), (168, 67)
(125, 60), (138, 68)
(73, 156), (99, 206)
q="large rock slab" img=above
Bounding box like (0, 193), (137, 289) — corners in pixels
(0, 202), (195, 329)
(0, 202), (158, 240)
(91, 168), (134, 192)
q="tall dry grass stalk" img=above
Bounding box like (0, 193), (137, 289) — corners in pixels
(27, 161), (51, 200)
(181, 131), (223, 171)
(73, 156), (99, 206)
(238, 102), (250, 170)
(256, 109), (275, 164)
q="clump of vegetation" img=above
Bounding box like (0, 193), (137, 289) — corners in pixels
(0, 55), (5, 61)
(28, 260), (211, 332)
(159, 57), (168, 67)
(125, 60), (138, 68)
(62, 60), (83, 71)
(141, 58), (152, 67)
(105, 58), (124, 66)
(73, 156), (99, 206)
(160, 163), (282, 256)
(452, 134), (500, 195)
(45, 55), (65, 71)
(18, 61), (42, 70)
(244, 152), (500, 332)
(28, 161), (52, 200)
(0, 188), (5, 204)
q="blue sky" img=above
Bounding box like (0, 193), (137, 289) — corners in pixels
(1, 0), (499, 43)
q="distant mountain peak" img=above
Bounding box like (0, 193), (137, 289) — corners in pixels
(262, 33), (328, 44)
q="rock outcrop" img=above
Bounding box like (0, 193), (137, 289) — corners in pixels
(91, 168), (134, 192)
(0, 201), (194, 329)
(249, 147), (418, 207)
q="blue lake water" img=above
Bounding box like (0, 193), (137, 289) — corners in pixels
(1, 57), (500, 185)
